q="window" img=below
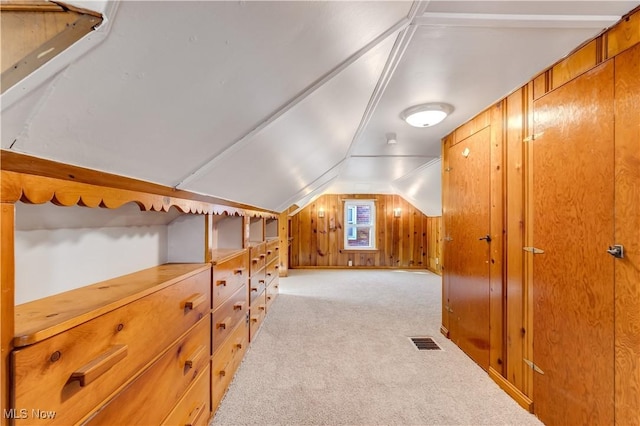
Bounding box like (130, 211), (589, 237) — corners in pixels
(343, 200), (375, 249)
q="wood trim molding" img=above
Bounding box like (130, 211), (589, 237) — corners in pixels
(488, 367), (534, 413)
(0, 1), (64, 12)
(440, 325), (450, 338)
(0, 151), (277, 217)
(0, 204), (14, 426)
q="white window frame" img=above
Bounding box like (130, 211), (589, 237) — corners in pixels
(343, 200), (376, 250)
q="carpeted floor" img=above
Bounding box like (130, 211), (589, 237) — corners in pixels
(211, 269), (543, 426)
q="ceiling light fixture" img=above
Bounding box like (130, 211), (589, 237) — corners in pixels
(400, 103), (454, 128)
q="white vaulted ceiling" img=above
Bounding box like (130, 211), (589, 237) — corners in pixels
(2, 1), (639, 214)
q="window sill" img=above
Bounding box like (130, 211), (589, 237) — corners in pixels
(342, 248), (379, 252)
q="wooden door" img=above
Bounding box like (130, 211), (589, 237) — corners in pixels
(532, 60), (615, 425)
(614, 42), (640, 425)
(447, 127), (492, 369)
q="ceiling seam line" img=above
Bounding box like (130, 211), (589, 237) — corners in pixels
(173, 15), (412, 190)
(275, 159), (346, 211)
(392, 157), (441, 185)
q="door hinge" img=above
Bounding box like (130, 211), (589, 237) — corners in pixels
(523, 246), (545, 254)
(444, 167), (453, 172)
(524, 359), (545, 375)
(523, 132), (544, 142)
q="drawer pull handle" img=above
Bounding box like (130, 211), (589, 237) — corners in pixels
(184, 293), (207, 310)
(258, 305), (266, 311)
(185, 345), (206, 369)
(251, 287), (258, 292)
(267, 250), (272, 255)
(267, 296), (272, 300)
(259, 280), (265, 284)
(252, 258), (260, 264)
(275, 265), (279, 270)
(217, 316), (231, 330)
(235, 340), (243, 350)
(275, 247), (279, 251)
(233, 302), (245, 310)
(216, 280), (227, 287)
(70, 345), (128, 387)
(251, 315), (259, 323)
(274, 285), (279, 289)
(185, 402), (206, 426)
(260, 254), (266, 259)
(267, 272), (272, 277)
(234, 268), (245, 275)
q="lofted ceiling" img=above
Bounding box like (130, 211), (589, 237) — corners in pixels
(2, 0), (639, 216)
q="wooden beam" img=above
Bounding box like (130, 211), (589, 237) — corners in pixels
(278, 211), (289, 277)
(1, 10), (102, 93)
(0, 203), (15, 426)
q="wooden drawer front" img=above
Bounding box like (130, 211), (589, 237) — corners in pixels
(82, 319), (210, 425)
(249, 291), (267, 342)
(266, 240), (279, 264)
(12, 269), (211, 426)
(266, 279), (279, 313)
(249, 243), (267, 276)
(212, 285), (247, 351)
(265, 258), (279, 285)
(250, 255), (266, 277)
(161, 367), (210, 426)
(212, 251), (248, 311)
(249, 273), (266, 304)
(211, 320), (248, 413)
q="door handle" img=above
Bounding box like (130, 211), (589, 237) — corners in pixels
(607, 245), (624, 258)
(479, 235), (492, 242)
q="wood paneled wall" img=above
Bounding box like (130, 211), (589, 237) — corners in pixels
(442, 5), (640, 424)
(289, 194), (441, 271)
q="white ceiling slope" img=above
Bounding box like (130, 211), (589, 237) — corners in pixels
(2, 1), (639, 215)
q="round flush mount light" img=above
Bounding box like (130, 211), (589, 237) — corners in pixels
(400, 103), (454, 128)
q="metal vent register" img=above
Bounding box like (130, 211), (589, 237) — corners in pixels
(410, 337), (441, 351)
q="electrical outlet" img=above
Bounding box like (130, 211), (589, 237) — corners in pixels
(435, 258), (439, 265)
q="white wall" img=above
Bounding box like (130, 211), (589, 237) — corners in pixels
(167, 215), (206, 263)
(15, 203), (175, 304)
(249, 217), (264, 242)
(392, 158), (443, 217)
(214, 215), (243, 249)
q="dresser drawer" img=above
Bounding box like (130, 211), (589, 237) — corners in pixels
(12, 269), (211, 425)
(211, 320), (248, 413)
(249, 242), (267, 276)
(249, 273), (266, 304)
(82, 319), (210, 425)
(212, 285), (247, 352)
(249, 291), (267, 342)
(161, 367), (210, 426)
(212, 251), (249, 311)
(266, 279), (279, 313)
(266, 239), (279, 264)
(265, 259), (279, 285)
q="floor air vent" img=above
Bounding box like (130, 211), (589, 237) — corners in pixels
(410, 337), (441, 350)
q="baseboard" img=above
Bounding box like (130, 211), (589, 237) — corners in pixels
(440, 325), (450, 338)
(488, 367), (534, 413)
(427, 267), (442, 276)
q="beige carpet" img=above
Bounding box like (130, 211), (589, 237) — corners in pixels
(211, 269), (543, 426)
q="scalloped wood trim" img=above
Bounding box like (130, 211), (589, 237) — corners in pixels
(1, 151), (277, 218)
(1, 171), (276, 218)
